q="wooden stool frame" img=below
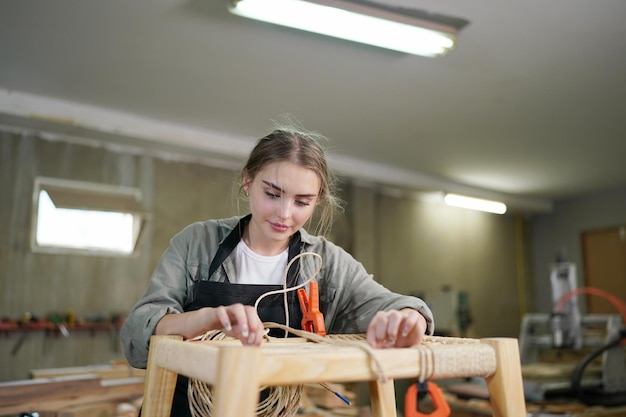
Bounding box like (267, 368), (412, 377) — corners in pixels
(142, 335), (526, 417)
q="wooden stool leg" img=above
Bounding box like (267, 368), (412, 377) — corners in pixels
(482, 338), (527, 417)
(142, 335), (183, 417)
(368, 379), (397, 417)
(211, 346), (262, 417)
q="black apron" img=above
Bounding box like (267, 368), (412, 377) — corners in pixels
(169, 218), (304, 417)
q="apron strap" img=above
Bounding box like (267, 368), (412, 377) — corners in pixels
(286, 231), (303, 287)
(208, 215), (250, 279)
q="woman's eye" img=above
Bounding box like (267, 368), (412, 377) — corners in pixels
(263, 191), (310, 206)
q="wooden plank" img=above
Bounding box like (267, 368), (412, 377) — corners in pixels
(151, 337), (498, 385)
(368, 379), (397, 417)
(0, 377), (144, 415)
(0, 375), (101, 405)
(56, 402), (116, 417)
(483, 338), (527, 417)
(31, 363), (145, 380)
(445, 382), (490, 400)
(212, 346), (261, 417)
(141, 335), (181, 417)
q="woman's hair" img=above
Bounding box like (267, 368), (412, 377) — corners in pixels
(241, 125), (342, 236)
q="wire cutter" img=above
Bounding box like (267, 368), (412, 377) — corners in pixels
(297, 281), (326, 336)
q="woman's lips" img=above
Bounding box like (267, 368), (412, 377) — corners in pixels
(270, 222), (289, 232)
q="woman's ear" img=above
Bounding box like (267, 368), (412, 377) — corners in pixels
(242, 170), (251, 192)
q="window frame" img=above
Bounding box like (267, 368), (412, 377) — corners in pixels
(30, 177), (148, 256)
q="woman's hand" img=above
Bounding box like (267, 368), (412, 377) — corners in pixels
(211, 303), (265, 346)
(366, 308), (427, 348)
(155, 303), (265, 346)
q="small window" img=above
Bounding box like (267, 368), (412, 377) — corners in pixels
(31, 177), (147, 256)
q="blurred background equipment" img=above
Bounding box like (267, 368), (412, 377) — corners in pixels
(518, 260), (626, 405)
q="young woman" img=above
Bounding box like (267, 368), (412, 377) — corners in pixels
(121, 126), (434, 416)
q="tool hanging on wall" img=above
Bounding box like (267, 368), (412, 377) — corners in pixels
(11, 313), (41, 356)
(49, 313), (70, 337)
(405, 380), (450, 417)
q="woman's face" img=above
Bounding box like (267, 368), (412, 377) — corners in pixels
(243, 161), (320, 255)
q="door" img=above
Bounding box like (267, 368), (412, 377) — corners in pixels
(581, 225), (626, 314)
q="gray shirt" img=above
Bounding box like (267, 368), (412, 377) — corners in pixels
(121, 215), (434, 368)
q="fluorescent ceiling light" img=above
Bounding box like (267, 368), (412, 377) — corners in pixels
(444, 194), (507, 215)
(228, 0), (457, 57)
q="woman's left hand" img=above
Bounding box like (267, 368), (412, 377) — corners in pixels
(366, 308), (427, 348)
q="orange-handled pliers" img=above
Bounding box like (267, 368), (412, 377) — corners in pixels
(297, 281), (326, 336)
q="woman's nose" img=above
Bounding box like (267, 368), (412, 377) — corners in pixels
(277, 199), (292, 219)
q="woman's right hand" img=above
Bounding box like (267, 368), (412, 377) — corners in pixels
(155, 303), (265, 346)
(210, 303), (265, 346)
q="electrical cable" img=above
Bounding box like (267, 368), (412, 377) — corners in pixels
(552, 286), (626, 406)
(554, 287), (626, 324)
(570, 329), (626, 407)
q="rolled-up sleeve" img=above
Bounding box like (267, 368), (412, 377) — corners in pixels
(120, 231), (191, 368)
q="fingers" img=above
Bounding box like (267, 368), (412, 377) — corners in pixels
(211, 305), (428, 349)
(214, 305), (234, 332)
(242, 306), (265, 345)
(366, 310), (399, 348)
(213, 304), (265, 346)
(366, 309), (427, 349)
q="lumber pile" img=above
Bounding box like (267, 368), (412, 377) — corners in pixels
(0, 362), (144, 417)
(29, 361), (145, 380)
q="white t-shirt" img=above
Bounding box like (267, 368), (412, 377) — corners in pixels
(233, 240), (288, 285)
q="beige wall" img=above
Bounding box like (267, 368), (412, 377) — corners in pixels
(531, 187), (626, 314)
(350, 186), (524, 339)
(0, 129), (526, 381)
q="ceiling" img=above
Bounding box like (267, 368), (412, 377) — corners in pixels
(1, 0), (626, 213)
